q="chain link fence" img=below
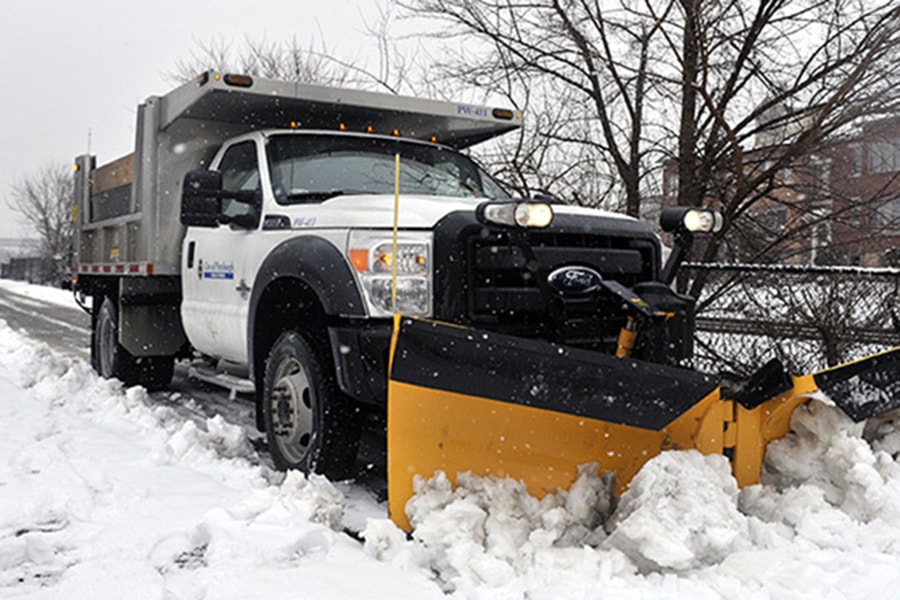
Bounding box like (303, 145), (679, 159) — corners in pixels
(679, 263), (900, 376)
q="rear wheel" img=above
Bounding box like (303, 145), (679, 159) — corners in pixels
(263, 330), (360, 480)
(93, 296), (174, 390)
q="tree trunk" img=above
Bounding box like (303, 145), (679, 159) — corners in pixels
(677, 0), (700, 209)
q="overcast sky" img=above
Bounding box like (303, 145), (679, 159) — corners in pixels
(0, 0), (401, 239)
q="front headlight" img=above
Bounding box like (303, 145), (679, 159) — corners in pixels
(476, 201), (554, 228)
(348, 231), (432, 317)
(660, 206), (723, 234)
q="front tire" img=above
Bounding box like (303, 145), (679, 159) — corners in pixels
(263, 330), (360, 480)
(93, 296), (174, 390)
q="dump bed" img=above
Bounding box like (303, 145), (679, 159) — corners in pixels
(74, 72), (521, 277)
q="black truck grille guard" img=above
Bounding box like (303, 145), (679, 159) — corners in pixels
(431, 212), (663, 351)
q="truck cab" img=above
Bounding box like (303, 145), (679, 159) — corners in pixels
(180, 128), (514, 406)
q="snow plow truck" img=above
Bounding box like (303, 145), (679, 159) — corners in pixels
(72, 72), (900, 530)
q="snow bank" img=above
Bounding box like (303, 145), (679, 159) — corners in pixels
(0, 322), (441, 599)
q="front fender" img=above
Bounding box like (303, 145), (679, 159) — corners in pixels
(247, 235), (366, 380)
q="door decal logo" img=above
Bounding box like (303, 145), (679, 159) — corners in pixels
(202, 260), (235, 280)
(236, 278), (251, 299)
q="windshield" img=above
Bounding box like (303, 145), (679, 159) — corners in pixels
(266, 133), (510, 204)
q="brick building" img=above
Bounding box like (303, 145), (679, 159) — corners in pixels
(813, 117), (900, 267)
(658, 116), (900, 267)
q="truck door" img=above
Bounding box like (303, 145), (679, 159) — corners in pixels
(181, 140), (262, 363)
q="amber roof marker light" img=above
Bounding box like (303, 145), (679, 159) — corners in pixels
(223, 74), (253, 88)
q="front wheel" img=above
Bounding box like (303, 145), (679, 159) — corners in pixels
(263, 330), (360, 480)
(93, 296), (174, 390)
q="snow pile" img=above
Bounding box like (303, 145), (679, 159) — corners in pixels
(382, 465), (613, 592)
(744, 400), (900, 540)
(607, 451), (751, 572)
(0, 279), (82, 310)
(365, 399), (900, 598)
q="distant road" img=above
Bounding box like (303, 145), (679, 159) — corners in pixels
(0, 285), (91, 359)
(0, 283), (259, 421)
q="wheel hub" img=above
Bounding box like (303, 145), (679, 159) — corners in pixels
(271, 357), (315, 465)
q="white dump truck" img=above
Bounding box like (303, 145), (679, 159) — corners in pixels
(74, 71), (698, 479)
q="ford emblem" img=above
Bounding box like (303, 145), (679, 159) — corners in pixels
(547, 266), (603, 295)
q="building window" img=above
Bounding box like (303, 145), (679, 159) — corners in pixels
(815, 223), (830, 246)
(867, 138), (900, 173)
(868, 209), (882, 228)
(849, 143), (862, 175)
(811, 222), (834, 265)
(780, 166), (793, 183)
(848, 203), (863, 226)
(809, 156), (831, 188)
(664, 170), (679, 199)
(762, 204), (787, 232)
(883, 197), (900, 232)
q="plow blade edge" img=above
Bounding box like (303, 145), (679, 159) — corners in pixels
(813, 346), (900, 422)
(727, 346), (900, 486)
(387, 317), (721, 530)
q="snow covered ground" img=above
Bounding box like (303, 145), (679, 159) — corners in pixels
(2, 281), (900, 598)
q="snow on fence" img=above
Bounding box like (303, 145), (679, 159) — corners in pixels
(679, 263), (900, 376)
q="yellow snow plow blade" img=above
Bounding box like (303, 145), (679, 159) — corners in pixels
(387, 317), (900, 531)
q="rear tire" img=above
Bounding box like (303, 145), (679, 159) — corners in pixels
(263, 330), (360, 480)
(93, 297), (174, 390)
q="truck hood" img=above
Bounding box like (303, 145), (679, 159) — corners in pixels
(279, 194), (636, 230)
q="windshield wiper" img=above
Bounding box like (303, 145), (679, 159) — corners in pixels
(281, 189), (381, 203)
(282, 189), (349, 203)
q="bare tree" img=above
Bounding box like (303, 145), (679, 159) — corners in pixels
(169, 5), (419, 95)
(8, 163), (74, 259)
(171, 36), (357, 88)
(402, 1), (668, 214)
(402, 1), (900, 264)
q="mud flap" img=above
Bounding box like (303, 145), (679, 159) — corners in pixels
(387, 317), (721, 530)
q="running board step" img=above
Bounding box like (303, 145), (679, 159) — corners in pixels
(187, 363), (255, 399)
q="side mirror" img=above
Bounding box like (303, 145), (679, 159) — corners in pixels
(181, 170), (222, 228)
